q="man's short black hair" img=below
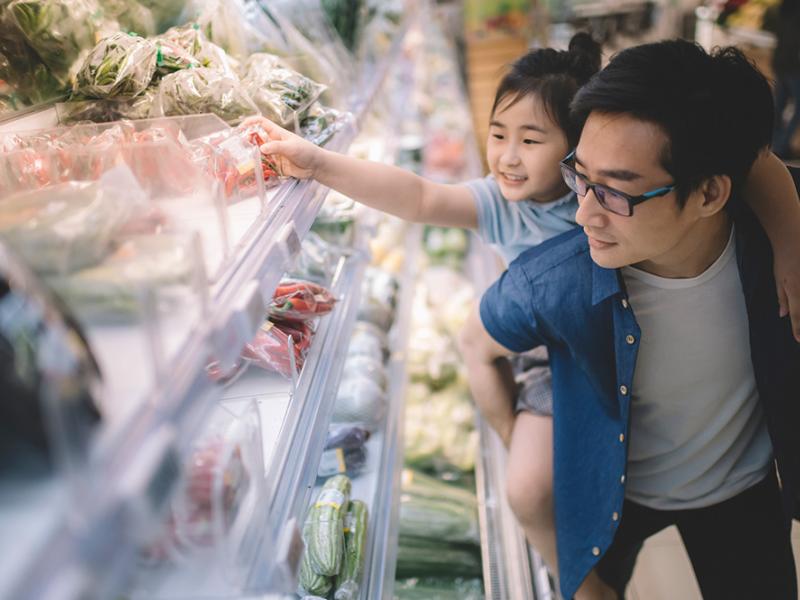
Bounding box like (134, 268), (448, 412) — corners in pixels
(570, 40), (773, 206)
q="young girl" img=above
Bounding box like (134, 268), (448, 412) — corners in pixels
(253, 34), (800, 599)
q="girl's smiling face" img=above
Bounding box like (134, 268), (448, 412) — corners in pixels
(486, 92), (571, 203)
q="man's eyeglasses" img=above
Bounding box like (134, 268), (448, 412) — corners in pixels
(559, 151), (676, 217)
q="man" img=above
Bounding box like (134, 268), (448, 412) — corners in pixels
(461, 40), (800, 599)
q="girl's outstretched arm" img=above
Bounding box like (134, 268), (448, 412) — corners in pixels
(252, 117), (479, 229)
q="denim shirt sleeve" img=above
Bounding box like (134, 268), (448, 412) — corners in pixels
(479, 264), (543, 353)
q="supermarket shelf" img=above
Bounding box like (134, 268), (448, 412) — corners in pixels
(249, 249), (369, 593)
(359, 225), (422, 600)
(0, 21), (414, 600)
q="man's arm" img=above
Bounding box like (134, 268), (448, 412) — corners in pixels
(744, 151), (800, 342)
(459, 306), (520, 447)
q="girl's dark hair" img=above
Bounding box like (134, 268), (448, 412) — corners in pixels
(491, 33), (602, 146)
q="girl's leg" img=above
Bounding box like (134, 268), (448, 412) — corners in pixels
(505, 411), (558, 572)
(506, 412), (619, 600)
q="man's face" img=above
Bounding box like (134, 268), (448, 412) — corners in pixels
(486, 93), (570, 203)
(574, 112), (719, 273)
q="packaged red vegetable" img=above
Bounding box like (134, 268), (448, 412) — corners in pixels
(269, 278), (337, 323)
(241, 319), (315, 378)
(235, 122), (282, 187)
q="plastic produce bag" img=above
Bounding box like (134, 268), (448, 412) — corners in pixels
(7, 0), (105, 84)
(50, 233), (196, 320)
(342, 354), (387, 391)
(347, 321), (388, 362)
(241, 319), (314, 378)
(240, 53), (326, 127)
(157, 23), (238, 76)
(150, 67), (258, 125)
(288, 232), (339, 284)
(153, 38), (198, 76)
(97, 0), (155, 36)
(0, 172), (142, 274)
(136, 0), (184, 30)
(311, 192), (357, 246)
(299, 102), (352, 146)
(56, 86), (157, 123)
(318, 424), (370, 479)
(73, 32), (158, 99)
(268, 278), (336, 323)
(332, 375), (388, 430)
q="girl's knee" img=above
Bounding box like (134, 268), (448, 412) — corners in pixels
(506, 469), (554, 528)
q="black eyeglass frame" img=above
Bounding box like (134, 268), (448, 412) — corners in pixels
(559, 150), (676, 217)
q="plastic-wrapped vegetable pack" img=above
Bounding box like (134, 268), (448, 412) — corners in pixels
(97, 0), (155, 37)
(136, 0), (184, 31)
(56, 86), (158, 123)
(240, 318), (314, 379)
(156, 23), (238, 76)
(240, 53), (326, 127)
(0, 173), (143, 274)
(49, 232), (197, 321)
(332, 375), (387, 431)
(311, 192), (358, 247)
(299, 102), (352, 146)
(288, 232), (340, 284)
(150, 67), (258, 125)
(268, 278), (336, 323)
(317, 424), (370, 481)
(7, 0), (106, 84)
(73, 32), (158, 99)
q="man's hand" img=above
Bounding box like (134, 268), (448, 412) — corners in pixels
(243, 116), (322, 180)
(774, 236), (800, 343)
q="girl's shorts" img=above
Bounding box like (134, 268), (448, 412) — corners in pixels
(511, 346), (553, 416)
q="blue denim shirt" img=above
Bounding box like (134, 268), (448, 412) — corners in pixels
(479, 207), (800, 599)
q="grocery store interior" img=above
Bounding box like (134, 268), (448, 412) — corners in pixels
(1, 0), (799, 599)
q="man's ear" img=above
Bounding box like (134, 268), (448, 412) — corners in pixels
(697, 174), (732, 216)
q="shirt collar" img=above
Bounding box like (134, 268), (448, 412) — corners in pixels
(591, 259), (623, 306)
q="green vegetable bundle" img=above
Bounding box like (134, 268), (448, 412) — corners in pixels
(8, 0), (103, 83)
(97, 0), (155, 36)
(305, 474), (351, 577)
(300, 102), (350, 147)
(56, 86), (156, 123)
(73, 32), (157, 99)
(394, 577), (484, 600)
(51, 233), (196, 321)
(334, 500), (368, 600)
(151, 67), (258, 125)
(158, 23), (238, 76)
(241, 53), (326, 126)
(395, 538), (482, 579)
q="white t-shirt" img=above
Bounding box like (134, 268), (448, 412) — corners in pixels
(622, 227), (773, 510)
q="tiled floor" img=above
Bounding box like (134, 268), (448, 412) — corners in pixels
(626, 521), (800, 599)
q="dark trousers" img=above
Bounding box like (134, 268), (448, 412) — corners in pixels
(596, 469), (797, 599)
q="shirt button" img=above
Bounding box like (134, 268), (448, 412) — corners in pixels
(620, 474), (626, 484)
(621, 298), (629, 309)
(592, 546), (601, 556)
(620, 385), (629, 395)
(619, 433), (625, 443)
(626, 334), (635, 345)
(612, 512), (619, 521)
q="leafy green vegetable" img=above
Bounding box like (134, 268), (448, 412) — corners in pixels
(8, 0), (103, 83)
(73, 32), (157, 98)
(151, 67), (258, 125)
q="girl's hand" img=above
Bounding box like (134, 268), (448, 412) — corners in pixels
(243, 116), (322, 180)
(775, 236), (800, 343)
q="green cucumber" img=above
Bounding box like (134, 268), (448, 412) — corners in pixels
(307, 474), (351, 576)
(334, 500), (368, 600)
(298, 547), (333, 597)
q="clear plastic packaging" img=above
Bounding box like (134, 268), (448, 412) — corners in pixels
(332, 375), (388, 431)
(342, 354), (387, 391)
(239, 53), (326, 127)
(73, 32), (158, 99)
(347, 321), (389, 362)
(311, 192), (358, 247)
(56, 86), (158, 123)
(48, 232), (200, 322)
(7, 0), (107, 84)
(98, 0), (156, 37)
(0, 168), (145, 275)
(240, 318), (315, 378)
(137, 398), (265, 587)
(288, 232), (340, 284)
(156, 23), (239, 76)
(299, 102), (353, 146)
(151, 67), (258, 125)
(268, 278), (337, 323)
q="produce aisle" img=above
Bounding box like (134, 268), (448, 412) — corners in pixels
(0, 1), (545, 600)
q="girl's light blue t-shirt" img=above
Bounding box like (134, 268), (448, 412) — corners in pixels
(467, 175), (579, 265)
